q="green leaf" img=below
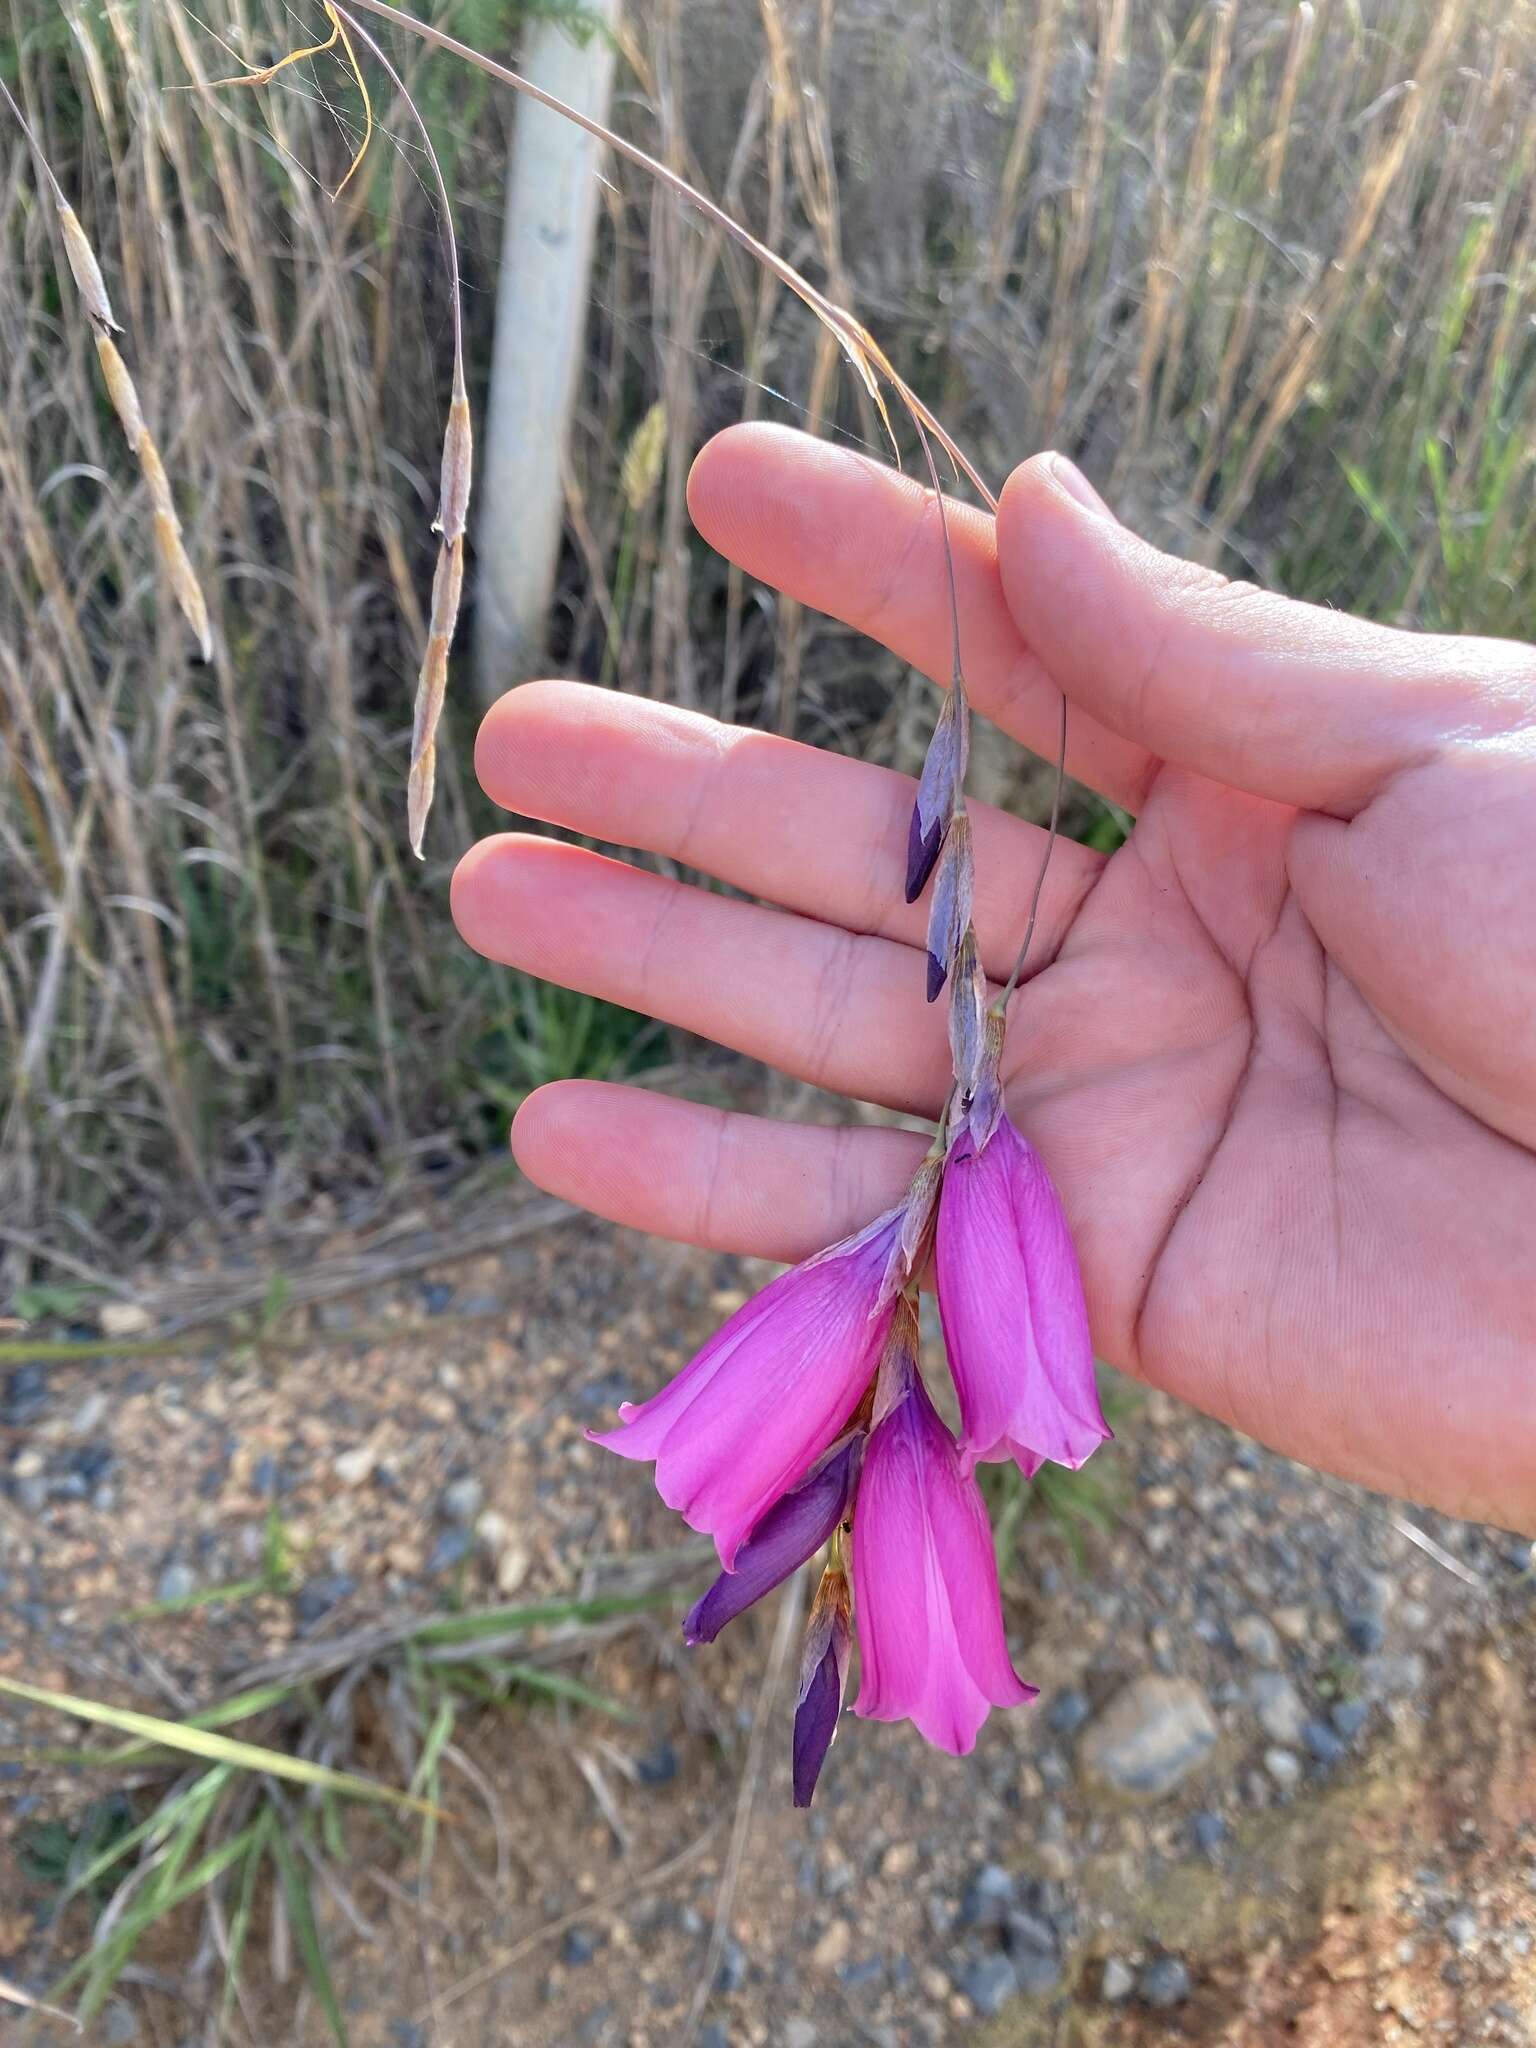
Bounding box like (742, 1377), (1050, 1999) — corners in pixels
(0, 1676), (438, 1816)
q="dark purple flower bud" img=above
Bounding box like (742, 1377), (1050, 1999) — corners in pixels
(792, 1562), (853, 1808)
(906, 807), (944, 906)
(925, 812), (974, 1002)
(905, 688), (970, 904)
(683, 1434), (863, 1646)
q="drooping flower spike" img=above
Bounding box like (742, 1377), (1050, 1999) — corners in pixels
(589, 430), (1103, 1809)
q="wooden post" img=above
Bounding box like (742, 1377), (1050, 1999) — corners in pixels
(473, 2), (620, 701)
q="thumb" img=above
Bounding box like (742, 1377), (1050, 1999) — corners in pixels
(997, 455), (1534, 816)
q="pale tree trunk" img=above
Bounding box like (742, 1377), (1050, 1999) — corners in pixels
(473, 3), (620, 702)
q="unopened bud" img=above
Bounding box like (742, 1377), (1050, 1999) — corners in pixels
(793, 1560), (853, 1808)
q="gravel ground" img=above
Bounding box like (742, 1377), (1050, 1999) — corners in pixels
(2, 1191), (1532, 2046)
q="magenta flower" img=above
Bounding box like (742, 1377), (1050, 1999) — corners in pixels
(852, 1346), (1035, 1754)
(937, 1114), (1109, 1477)
(590, 1210), (901, 1569)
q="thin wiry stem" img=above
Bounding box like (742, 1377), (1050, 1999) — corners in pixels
(328, 2), (462, 395)
(0, 74), (69, 208)
(339, 0), (994, 509)
(995, 691), (1068, 1013)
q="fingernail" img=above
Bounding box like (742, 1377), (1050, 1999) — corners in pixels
(1048, 454), (1113, 521)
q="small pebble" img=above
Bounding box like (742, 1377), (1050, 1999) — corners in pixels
(156, 1561), (196, 1605)
(1344, 1612), (1386, 1655)
(1013, 1949), (1062, 1996)
(1444, 1911), (1478, 1950)
(1264, 1747), (1301, 1793)
(636, 1741), (678, 1787)
(1101, 1956), (1135, 2002)
(1138, 1955), (1192, 2008)
(1302, 1718), (1346, 1767)
(955, 1953), (1018, 2017)
(714, 1937), (747, 1992)
(1046, 1688), (1090, 1735)
(1189, 1810), (1227, 1857)
(427, 1527), (473, 1574)
(1078, 1676), (1218, 1800)
(294, 1575), (355, 1626)
(958, 1864), (1016, 1929)
(1232, 1614), (1281, 1666)
(441, 1475), (485, 1526)
(1331, 1699), (1371, 1741)
(562, 1927), (598, 1966)
(334, 1445), (377, 1488)
(1003, 1910), (1056, 1956)
(1250, 1672), (1308, 1746)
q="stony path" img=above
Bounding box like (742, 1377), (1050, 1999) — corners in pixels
(2, 1203), (1532, 2045)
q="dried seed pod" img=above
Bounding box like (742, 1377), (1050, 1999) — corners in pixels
(433, 393), (473, 545)
(57, 202), (120, 333)
(93, 332), (144, 444)
(964, 1009), (1008, 1154)
(407, 535), (466, 857)
(946, 926), (988, 1105)
(92, 336), (211, 660)
(925, 809), (974, 1002)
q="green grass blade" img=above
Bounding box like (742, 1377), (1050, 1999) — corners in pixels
(268, 1823), (348, 2048)
(0, 1677), (437, 1816)
(122, 1576), (269, 1622)
(504, 1665), (634, 1719)
(410, 1586), (671, 1650)
(62, 1766), (230, 1907)
(55, 1823), (258, 2008)
(220, 1808), (273, 2026)
(409, 1694), (455, 1799)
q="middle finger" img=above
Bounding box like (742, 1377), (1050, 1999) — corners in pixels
(452, 835), (958, 1115)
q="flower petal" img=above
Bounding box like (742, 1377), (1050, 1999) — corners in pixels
(938, 1118), (1109, 1475)
(591, 1211), (900, 1567)
(852, 1377), (1033, 1755)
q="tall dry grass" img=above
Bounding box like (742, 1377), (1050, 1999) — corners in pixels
(2, 0), (1534, 1284)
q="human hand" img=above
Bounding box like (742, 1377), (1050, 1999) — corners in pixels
(452, 423), (1536, 1535)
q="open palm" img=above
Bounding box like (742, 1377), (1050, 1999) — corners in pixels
(454, 425), (1536, 1534)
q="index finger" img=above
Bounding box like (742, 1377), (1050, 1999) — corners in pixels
(687, 423), (1157, 811)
